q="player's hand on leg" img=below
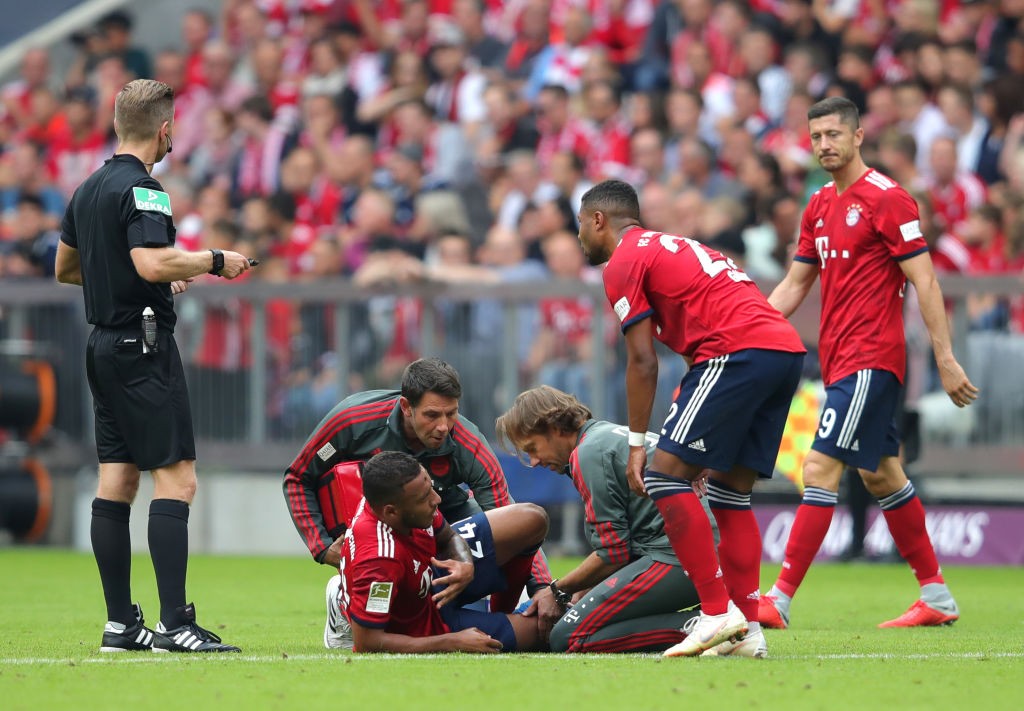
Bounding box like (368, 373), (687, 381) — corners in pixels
(626, 446), (648, 497)
(449, 627), (503, 653)
(937, 356), (979, 408)
(523, 587), (563, 643)
(431, 557), (474, 608)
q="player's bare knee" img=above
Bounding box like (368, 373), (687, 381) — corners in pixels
(801, 452), (843, 491)
(860, 459), (906, 497)
(518, 502), (549, 546)
(650, 450), (703, 482)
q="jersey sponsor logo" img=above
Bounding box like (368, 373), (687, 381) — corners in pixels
(613, 297), (630, 322)
(845, 207), (861, 226)
(366, 581), (394, 613)
(900, 220), (922, 242)
(131, 187), (173, 215)
(317, 442), (337, 462)
(687, 438), (707, 452)
(814, 236), (851, 268)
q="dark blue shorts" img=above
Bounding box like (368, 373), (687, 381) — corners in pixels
(656, 349), (804, 477)
(811, 369), (901, 471)
(436, 512), (517, 651)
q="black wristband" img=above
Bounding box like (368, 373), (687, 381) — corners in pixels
(209, 248), (224, 276)
(549, 579), (572, 607)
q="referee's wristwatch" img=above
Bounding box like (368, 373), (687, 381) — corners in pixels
(549, 579), (572, 608)
(209, 248), (225, 276)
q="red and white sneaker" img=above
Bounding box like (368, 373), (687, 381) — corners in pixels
(878, 599), (959, 628)
(758, 594), (789, 630)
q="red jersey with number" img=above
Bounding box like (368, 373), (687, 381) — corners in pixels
(602, 226), (805, 363)
(340, 503), (448, 639)
(794, 169), (929, 385)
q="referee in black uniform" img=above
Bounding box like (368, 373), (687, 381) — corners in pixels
(56, 79), (250, 653)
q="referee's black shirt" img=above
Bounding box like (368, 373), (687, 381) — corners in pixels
(60, 154), (177, 331)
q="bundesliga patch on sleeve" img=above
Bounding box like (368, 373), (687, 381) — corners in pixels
(613, 297), (630, 322)
(366, 581), (394, 613)
(899, 220), (922, 242)
(132, 187), (172, 215)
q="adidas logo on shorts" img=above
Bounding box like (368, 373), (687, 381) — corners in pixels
(687, 439), (707, 452)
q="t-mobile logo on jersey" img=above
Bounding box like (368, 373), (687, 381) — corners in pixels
(814, 236), (851, 269)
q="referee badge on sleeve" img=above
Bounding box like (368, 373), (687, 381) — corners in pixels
(132, 187), (172, 215)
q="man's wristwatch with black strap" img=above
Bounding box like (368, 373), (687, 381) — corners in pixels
(549, 579), (572, 608)
(209, 248), (225, 276)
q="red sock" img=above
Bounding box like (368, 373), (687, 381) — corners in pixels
(490, 552), (535, 613)
(647, 473), (731, 615)
(881, 496), (943, 586)
(775, 487), (837, 598)
(712, 506), (762, 622)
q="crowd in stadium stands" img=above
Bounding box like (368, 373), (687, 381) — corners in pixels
(1, 0), (1023, 435)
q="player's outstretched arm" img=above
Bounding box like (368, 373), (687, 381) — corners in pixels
(768, 260), (819, 318)
(900, 253), (979, 408)
(351, 620), (502, 654)
(623, 318), (658, 496)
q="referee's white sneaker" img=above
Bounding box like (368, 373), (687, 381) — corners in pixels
(664, 601), (748, 657)
(324, 574), (353, 650)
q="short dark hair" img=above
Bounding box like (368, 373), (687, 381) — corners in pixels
(808, 96), (860, 130)
(362, 451), (423, 508)
(401, 357), (462, 406)
(580, 180), (640, 220)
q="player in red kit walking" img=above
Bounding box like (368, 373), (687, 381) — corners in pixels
(759, 97), (978, 630)
(577, 180), (806, 658)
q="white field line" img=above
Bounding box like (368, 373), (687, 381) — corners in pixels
(1, 651), (1023, 665)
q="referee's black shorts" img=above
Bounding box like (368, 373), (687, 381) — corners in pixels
(86, 327), (196, 471)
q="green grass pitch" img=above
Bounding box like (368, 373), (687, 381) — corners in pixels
(1, 550), (1021, 710)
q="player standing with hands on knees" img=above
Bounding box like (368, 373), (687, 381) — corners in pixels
(759, 97), (978, 631)
(577, 180), (806, 658)
(56, 78), (254, 652)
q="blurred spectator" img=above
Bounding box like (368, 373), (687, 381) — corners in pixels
(535, 83), (588, 176)
(526, 229), (604, 402)
(189, 106), (241, 189)
(480, 81), (539, 156)
(495, 150), (559, 230)
(97, 10), (153, 80)
(232, 94), (297, 204)
(630, 126), (669, 186)
(0, 143), (64, 228)
(1, 48), (52, 131)
(197, 40), (253, 112)
(0, 194), (59, 277)
(675, 135), (744, 201)
(738, 25), (790, 124)
(453, 0), (509, 71)
(581, 79), (631, 180)
(525, 5), (594, 98)
(182, 8), (215, 90)
(876, 128), (926, 192)
(424, 24), (488, 127)
(926, 135), (988, 236)
(936, 83), (989, 177)
(389, 98), (470, 185)
(894, 79), (950, 176)
(50, 86), (109, 199)
(503, 0), (551, 87)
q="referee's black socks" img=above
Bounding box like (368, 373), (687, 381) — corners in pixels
(149, 499), (190, 628)
(91, 498), (134, 626)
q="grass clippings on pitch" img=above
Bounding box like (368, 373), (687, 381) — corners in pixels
(1, 550), (1021, 711)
